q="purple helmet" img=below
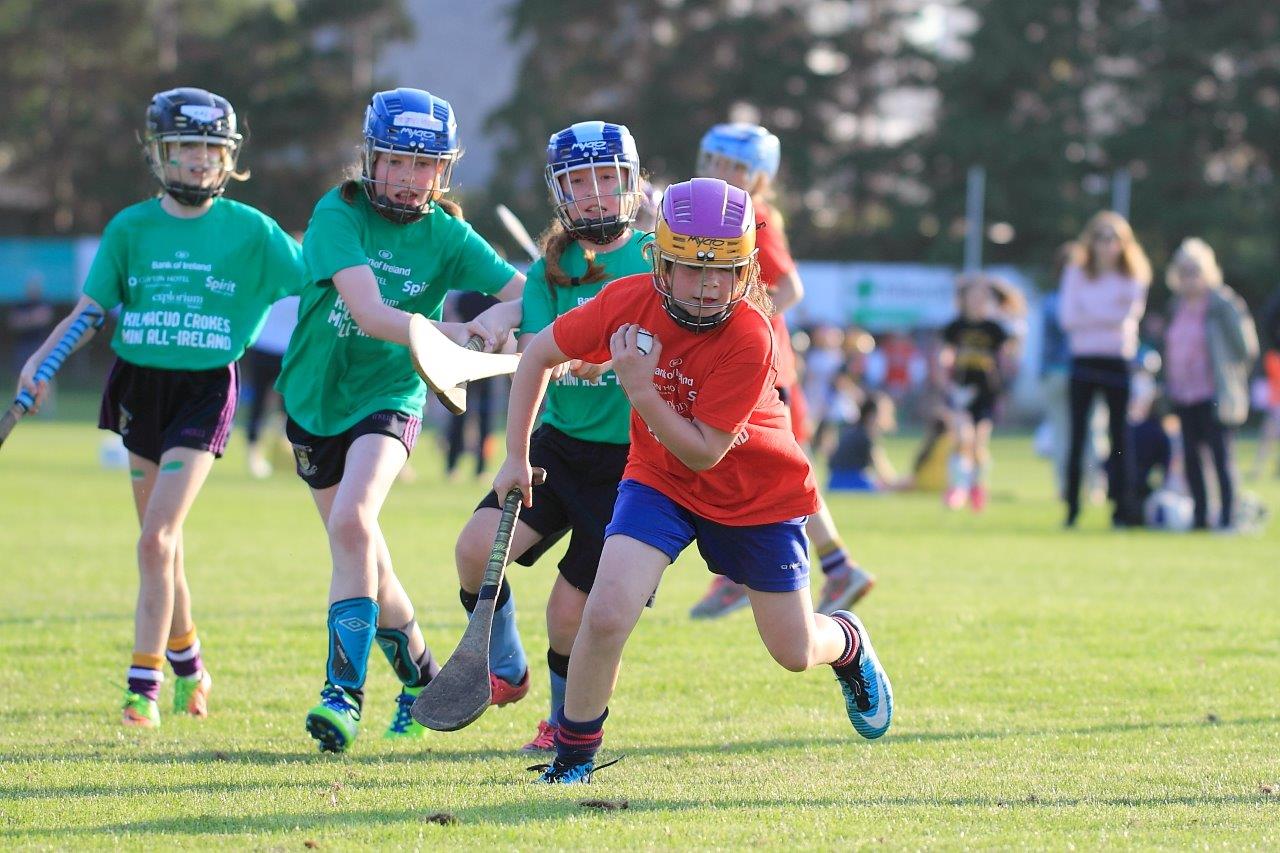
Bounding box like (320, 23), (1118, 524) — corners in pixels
(652, 178), (758, 331)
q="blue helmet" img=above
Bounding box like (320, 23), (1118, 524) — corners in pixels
(362, 88), (460, 224)
(696, 123), (781, 186)
(545, 121), (643, 245)
(143, 87), (242, 206)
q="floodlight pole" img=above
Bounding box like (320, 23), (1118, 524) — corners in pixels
(963, 165), (986, 272)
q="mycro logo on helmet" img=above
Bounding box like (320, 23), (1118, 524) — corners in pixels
(571, 139), (610, 155)
(690, 237), (728, 247)
(398, 128), (439, 142)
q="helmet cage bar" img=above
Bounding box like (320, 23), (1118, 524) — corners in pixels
(361, 143), (458, 224)
(650, 251), (758, 332)
(145, 135), (240, 206)
(546, 158), (642, 245)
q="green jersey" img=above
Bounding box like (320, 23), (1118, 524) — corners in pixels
(82, 198), (304, 370)
(277, 187), (517, 436)
(522, 229), (652, 445)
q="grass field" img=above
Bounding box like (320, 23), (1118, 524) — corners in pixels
(1, 416), (1277, 849)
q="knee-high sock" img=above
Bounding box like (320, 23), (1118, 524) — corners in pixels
(327, 597), (378, 693)
(547, 648), (570, 719)
(459, 580), (527, 683)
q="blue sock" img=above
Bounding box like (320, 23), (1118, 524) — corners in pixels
(327, 597), (378, 692)
(460, 580), (527, 684)
(488, 591), (527, 683)
(547, 648), (570, 719)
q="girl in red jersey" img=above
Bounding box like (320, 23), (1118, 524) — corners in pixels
(494, 178), (893, 783)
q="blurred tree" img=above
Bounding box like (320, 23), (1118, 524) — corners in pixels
(912, 0), (1280, 304)
(479, 0), (929, 261)
(0, 0), (410, 234)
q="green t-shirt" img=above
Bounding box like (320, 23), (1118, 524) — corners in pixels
(522, 229), (653, 445)
(277, 187), (517, 436)
(82, 198), (304, 370)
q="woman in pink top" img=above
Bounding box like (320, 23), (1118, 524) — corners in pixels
(1163, 238), (1258, 530)
(1058, 211), (1151, 528)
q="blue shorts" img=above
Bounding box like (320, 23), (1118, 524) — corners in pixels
(604, 480), (810, 593)
(829, 469), (878, 492)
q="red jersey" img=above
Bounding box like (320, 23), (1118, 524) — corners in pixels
(552, 274), (819, 526)
(755, 200), (799, 389)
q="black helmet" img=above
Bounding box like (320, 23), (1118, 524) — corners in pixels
(143, 87), (243, 205)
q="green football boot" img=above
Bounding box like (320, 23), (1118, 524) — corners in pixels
(383, 685), (428, 739)
(305, 683), (361, 753)
(173, 670), (212, 717)
(122, 690), (161, 728)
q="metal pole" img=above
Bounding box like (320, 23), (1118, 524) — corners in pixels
(1111, 167), (1131, 219)
(964, 165), (986, 272)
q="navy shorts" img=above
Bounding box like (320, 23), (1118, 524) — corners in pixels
(98, 359), (238, 463)
(948, 384), (997, 424)
(477, 425), (629, 593)
(285, 410), (421, 490)
(604, 479), (810, 593)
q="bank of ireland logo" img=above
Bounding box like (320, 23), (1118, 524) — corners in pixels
(293, 444), (318, 476)
(379, 249), (393, 260)
(175, 250), (190, 260)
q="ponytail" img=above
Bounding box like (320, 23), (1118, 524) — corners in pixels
(537, 220), (608, 288)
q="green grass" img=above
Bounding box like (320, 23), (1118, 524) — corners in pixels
(1, 418), (1277, 849)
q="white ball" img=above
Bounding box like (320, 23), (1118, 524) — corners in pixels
(1144, 489), (1194, 531)
(635, 328), (654, 356)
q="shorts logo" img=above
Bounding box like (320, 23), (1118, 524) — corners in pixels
(293, 444), (318, 477)
(780, 561), (804, 572)
(119, 405), (132, 436)
(337, 616), (371, 632)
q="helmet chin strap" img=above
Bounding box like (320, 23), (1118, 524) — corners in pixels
(569, 215), (627, 245)
(369, 193), (430, 224)
(663, 298), (730, 332)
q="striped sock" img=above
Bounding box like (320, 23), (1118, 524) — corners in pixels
(818, 540), (852, 577)
(166, 627), (203, 679)
(547, 648), (570, 720)
(552, 706), (607, 766)
(128, 653), (164, 702)
(830, 614), (861, 671)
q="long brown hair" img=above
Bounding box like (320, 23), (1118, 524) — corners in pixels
(1076, 211), (1151, 284)
(741, 259), (775, 319)
(538, 220), (609, 287)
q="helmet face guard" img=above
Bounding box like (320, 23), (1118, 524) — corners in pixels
(650, 178), (758, 332)
(362, 88), (459, 225)
(545, 121), (642, 245)
(144, 88), (242, 206)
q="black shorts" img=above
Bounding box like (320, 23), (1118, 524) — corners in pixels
(948, 384), (997, 425)
(477, 424), (629, 593)
(98, 359), (238, 463)
(285, 410), (422, 490)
